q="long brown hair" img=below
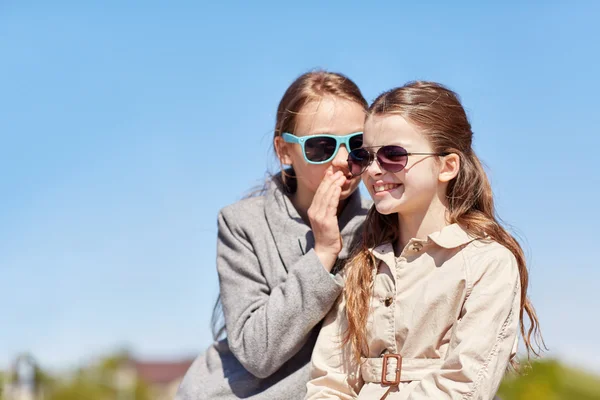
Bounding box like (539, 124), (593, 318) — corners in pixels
(343, 81), (545, 367)
(211, 70), (368, 340)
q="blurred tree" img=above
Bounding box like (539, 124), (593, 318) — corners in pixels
(18, 352), (600, 399)
(38, 351), (151, 400)
(0, 370), (5, 400)
(498, 359), (600, 400)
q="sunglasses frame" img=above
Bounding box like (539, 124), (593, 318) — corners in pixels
(281, 132), (363, 165)
(348, 145), (450, 176)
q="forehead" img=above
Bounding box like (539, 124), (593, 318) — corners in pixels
(363, 114), (427, 147)
(294, 96), (365, 136)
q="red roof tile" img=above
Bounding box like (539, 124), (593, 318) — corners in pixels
(133, 359), (194, 385)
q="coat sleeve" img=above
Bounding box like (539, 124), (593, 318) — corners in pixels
(217, 209), (344, 378)
(305, 293), (362, 399)
(393, 246), (521, 400)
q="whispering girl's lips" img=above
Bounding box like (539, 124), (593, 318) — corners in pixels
(342, 176), (357, 190)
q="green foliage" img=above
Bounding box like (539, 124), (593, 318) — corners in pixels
(45, 377), (112, 400)
(44, 375), (151, 400)
(498, 359), (600, 400)
(11, 351), (152, 400)
(98, 349), (133, 372)
(9, 352), (599, 399)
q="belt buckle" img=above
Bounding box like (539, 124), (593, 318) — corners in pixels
(381, 353), (402, 386)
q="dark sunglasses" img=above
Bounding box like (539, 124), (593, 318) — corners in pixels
(281, 132), (363, 164)
(348, 145), (449, 176)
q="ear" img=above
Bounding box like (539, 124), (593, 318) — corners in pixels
(438, 153), (460, 183)
(274, 136), (293, 166)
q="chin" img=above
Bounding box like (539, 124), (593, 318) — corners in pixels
(340, 189), (356, 201)
(340, 181), (360, 200)
(373, 200), (400, 215)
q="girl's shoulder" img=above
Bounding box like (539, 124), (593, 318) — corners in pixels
(217, 194), (268, 234)
(463, 238), (516, 260)
(219, 174), (289, 220)
(220, 194), (266, 216)
(461, 239), (520, 283)
(217, 178), (291, 235)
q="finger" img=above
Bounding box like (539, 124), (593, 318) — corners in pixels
(322, 176), (345, 216)
(313, 169), (335, 200)
(327, 185), (342, 216)
(310, 172), (332, 216)
(333, 173), (346, 187)
(322, 174), (346, 209)
(312, 170), (343, 212)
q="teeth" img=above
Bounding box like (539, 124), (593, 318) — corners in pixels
(374, 183), (399, 193)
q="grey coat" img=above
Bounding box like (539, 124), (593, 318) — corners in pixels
(176, 177), (371, 399)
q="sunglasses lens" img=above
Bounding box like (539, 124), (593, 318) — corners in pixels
(348, 134), (363, 151)
(348, 148), (371, 176)
(304, 136), (337, 162)
(378, 146), (408, 172)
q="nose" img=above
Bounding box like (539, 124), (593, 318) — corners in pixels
(364, 154), (383, 177)
(331, 145), (350, 171)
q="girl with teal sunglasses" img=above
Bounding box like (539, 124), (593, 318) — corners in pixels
(177, 70), (371, 400)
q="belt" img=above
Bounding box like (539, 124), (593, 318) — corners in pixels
(361, 354), (444, 399)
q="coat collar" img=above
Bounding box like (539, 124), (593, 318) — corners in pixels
(370, 223), (477, 265)
(427, 223), (477, 249)
(264, 173), (370, 272)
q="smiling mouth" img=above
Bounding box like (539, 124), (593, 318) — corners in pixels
(373, 183), (402, 193)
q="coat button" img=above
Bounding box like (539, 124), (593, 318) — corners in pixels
(411, 242), (423, 252)
(384, 296), (393, 307)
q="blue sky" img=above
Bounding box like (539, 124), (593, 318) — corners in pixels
(2, 1), (599, 374)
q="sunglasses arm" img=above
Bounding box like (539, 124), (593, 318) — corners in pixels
(281, 133), (303, 144)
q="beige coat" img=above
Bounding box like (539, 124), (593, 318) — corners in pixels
(306, 224), (520, 400)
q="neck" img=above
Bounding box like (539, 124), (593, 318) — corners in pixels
(291, 188), (313, 223)
(396, 195), (449, 253)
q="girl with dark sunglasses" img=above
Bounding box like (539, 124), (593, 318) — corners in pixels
(176, 71), (371, 399)
(306, 81), (545, 400)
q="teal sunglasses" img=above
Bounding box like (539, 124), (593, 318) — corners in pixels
(281, 132), (363, 164)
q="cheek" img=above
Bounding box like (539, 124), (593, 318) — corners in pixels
(289, 146), (307, 164)
(288, 147), (311, 171)
(404, 166), (439, 191)
(293, 162), (328, 187)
